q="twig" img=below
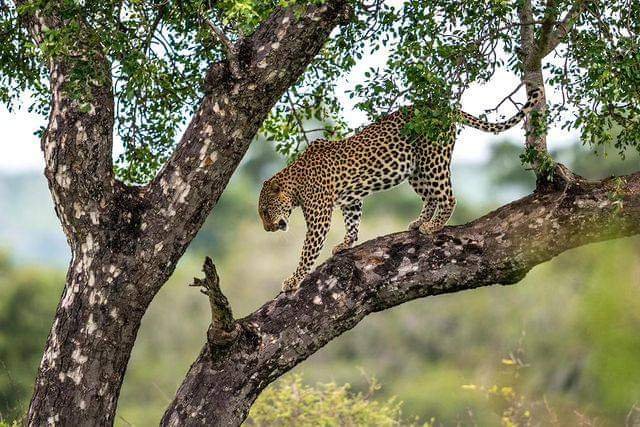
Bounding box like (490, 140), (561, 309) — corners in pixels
(199, 11), (241, 78)
(286, 90), (310, 150)
(485, 82), (525, 114)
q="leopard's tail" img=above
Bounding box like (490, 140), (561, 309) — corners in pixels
(459, 88), (543, 134)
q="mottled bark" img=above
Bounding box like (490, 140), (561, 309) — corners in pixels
(519, 0), (549, 174)
(163, 172), (640, 426)
(518, 0), (587, 185)
(20, 0), (351, 425)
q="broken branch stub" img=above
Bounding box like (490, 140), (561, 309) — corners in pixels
(190, 257), (239, 348)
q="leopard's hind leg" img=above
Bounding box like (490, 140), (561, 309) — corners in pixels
(408, 172), (437, 230)
(418, 175), (456, 234)
(409, 136), (456, 234)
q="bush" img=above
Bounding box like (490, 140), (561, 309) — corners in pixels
(246, 375), (416, 426)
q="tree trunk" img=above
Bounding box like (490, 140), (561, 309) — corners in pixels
(19, 1), (351, 424)
(163, 171), (640, 426)
(28, 245), (154, 425)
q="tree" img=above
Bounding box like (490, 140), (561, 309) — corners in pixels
(0, 0), (638, 425)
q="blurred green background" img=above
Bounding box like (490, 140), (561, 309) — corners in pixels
(1, 139), (639, 425)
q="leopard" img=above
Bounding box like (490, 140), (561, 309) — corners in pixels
(259, 88), (542, 292)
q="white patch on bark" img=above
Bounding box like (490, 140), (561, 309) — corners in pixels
(282, 16), (290, 24)
(72, 348), (88, 364)
(209, 151), (218, 163)
(42, 319), (61, 368)
(99, 383), (109, 396)
(109, 308), (118, 319)
(73, 202), (84, 219)
(271, 42), (280, 49)
(61, 284), (77, 309)
(395, 257), (419, 280)
(55, 165), (71, 189)
(154, 242), (164, 254)
(46, 414), (60, 426)
(83, 233), (95, 253)
(65, 366), (83, 385)
(177, 184), (191, 204)
(213, 102), (224, 116)
(257, 60), (268, 68)
(313, 295), (322, 305)
(79, 400), (87, 410)
(198, 139), (212, 162)
(75, 121), (87, 141)
(89, 211), (99, 225)
(50, 116), (59, 132)
(89, 289), (104, 306)
(86, 314), (98, 335)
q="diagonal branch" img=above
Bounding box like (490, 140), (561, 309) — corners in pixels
(139, 0), (351, 285)
(163, 169), (640, 426)
(539, 0), (588, 58)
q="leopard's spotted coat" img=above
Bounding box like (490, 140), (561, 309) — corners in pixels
(259, 88), (542, 291)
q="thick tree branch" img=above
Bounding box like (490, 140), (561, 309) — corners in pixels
(539, 0), (587, 58)
(139, 0), (351, 283)
(518, 0), (587, 185)
(163, 170), (640, 426)
(15, 1), (117, 241)
(518, 0), (549, 183)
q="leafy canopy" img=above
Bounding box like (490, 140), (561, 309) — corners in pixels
(1, 0), (638, 182)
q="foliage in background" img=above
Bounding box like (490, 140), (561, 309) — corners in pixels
(0, 254), (62, 422)
(2, 0), (639, 181)
(246, 374), (409, 426)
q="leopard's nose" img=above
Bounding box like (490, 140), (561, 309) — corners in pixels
(278, 219), (287, 230)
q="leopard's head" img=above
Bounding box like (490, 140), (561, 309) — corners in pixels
(258, 179), (293, 232)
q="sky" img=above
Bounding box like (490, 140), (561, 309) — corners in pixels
(0, 49), (579, 174)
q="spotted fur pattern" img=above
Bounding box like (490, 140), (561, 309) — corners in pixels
(259, 88), (542, 291)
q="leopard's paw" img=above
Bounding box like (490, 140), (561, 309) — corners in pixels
(408, 219), (424, 231)
(282, 276), (301, 292)
(418, 221), (442, 235)
(332, 241), (351, 255)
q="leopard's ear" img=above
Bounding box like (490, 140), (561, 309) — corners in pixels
(270, 182), (281, 193)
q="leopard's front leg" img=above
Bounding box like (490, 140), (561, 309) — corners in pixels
(282, 201), (333, 292)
